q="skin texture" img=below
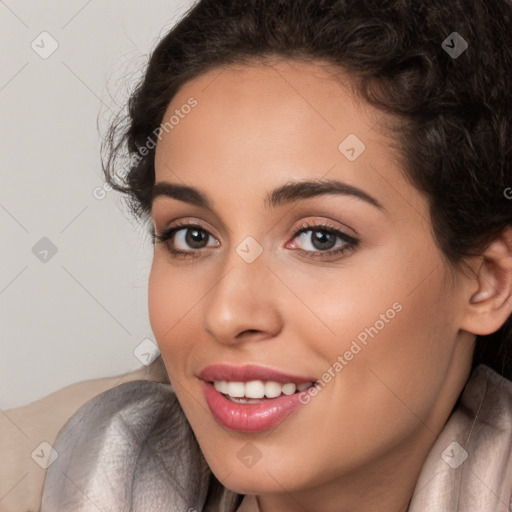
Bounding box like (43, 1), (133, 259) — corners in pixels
(148, 59), (503, 512)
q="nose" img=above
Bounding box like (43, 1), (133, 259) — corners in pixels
(203, 247), (283, 346)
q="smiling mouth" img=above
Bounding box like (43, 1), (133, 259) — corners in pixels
(199, 365), (320, 431)
(211, 380), (316, 403)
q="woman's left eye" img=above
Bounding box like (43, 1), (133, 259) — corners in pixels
(288, 224), (358, 258)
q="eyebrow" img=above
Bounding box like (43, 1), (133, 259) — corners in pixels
(151, 178), (384, 211)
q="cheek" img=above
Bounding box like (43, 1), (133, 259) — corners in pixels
(283, 249), (457, 420)
(328, 265), (459, 440)
(148, 262), (171, 343)
(148, 258), (199, 370)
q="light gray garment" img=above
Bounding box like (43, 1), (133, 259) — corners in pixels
(41, 365), (512, 511)
(409, 364), (512, 512)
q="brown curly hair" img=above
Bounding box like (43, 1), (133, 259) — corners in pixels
(102, 0), (512, 379)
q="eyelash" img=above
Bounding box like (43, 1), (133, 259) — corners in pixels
(153, 220), (359, 260)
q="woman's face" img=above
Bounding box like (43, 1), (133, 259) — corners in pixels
(149, 59), (475, 504)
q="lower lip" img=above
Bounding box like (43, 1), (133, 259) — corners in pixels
(201, 381), (308, 432)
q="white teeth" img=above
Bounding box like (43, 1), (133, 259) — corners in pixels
(213, 380), (312, 399)
(264, 381), (282, 398)
(281, 383), (297, 395)
(213, 381), (229, 394)
(245, 380), (265, 399)
(227, 382), (245, 398)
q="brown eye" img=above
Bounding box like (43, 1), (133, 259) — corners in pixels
(154, 223), (220, 257)
(180, 227), (209, 249)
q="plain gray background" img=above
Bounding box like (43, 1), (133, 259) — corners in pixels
(0, 0), (196, 409)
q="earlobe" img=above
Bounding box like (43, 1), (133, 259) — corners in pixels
(461, 226), (512, 336)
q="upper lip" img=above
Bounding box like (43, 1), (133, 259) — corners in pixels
(198, 364), (317, 384)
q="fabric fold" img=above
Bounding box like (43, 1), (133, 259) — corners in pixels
(40, 381), (213, 512)
(409, 365), (512, 512)
(41, 365), (512, 512)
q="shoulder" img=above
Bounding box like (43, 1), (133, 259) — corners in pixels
(40, 377), (214, 512)
(0, 362), (166, 512)
(409, 365), (512, 512)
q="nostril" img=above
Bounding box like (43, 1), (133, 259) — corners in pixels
(237, 329), (265, 339)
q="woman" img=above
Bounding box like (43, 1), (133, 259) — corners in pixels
(41, 0), (512, 511)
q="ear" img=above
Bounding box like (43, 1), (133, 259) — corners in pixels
(460, 226), (512, 336)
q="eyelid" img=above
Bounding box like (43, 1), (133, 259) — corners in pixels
(291, 219), (355, 237)
(287, 217), (359, 244)
(154, 221), (219, 244)
(154, 217), (220, 240)
(286, 220), (358, 253)
(151, 202), (232, 238)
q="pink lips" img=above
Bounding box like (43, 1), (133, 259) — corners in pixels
(198, 364), (315, 432)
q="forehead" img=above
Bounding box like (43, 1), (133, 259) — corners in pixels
(158, 61), (373, 164)
(153, 59), (419, 217)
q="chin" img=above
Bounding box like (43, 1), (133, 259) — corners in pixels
(214, 468), (292, 495)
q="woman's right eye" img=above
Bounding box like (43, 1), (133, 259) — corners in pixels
(154, 224), (220, 258)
